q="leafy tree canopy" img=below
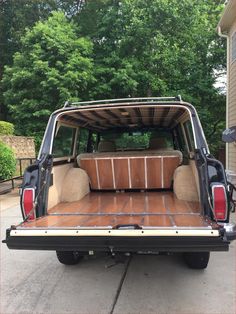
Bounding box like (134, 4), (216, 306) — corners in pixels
(2, 11), (94, 147)
(0, 0), (84, 78)
(1, 0), (227, 154)
(0, 0), (84, 118)
(77, 0), (226, 153)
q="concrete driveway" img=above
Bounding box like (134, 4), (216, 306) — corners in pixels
(1, 192), (236, 314)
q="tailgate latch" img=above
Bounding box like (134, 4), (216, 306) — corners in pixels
(113, 224), (142, 230)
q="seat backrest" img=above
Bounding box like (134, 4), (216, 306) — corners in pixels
(78, 151), (181, 190)
(98, 140), (116, 152)
(149, 137), (168, 150)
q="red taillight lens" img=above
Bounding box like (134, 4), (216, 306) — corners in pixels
(22, 188), (35, 221)
(212, 184), (227, 221)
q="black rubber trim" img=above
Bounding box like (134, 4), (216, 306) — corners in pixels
(4, 233), (229, 252)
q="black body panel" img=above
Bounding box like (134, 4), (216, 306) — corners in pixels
(5, 233), (229, 252)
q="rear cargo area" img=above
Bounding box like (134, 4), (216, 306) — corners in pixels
(18, 191), (214, 229)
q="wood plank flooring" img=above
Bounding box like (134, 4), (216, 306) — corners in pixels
(20, 192), (215, 229)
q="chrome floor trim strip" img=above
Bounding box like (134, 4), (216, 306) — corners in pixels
(11, 229), (220, 237)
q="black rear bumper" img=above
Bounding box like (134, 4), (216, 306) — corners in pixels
(4, 232), (230, 252)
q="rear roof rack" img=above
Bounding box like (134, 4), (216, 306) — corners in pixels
(63, 96), (182, 108)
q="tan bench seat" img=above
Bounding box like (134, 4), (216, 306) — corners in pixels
(77, 150), (182, 190)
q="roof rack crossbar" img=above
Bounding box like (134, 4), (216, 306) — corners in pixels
(63, 96), (182, 108)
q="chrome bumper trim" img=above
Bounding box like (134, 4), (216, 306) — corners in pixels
(221, 223), (236, 241)
(10, 229), (220, 237)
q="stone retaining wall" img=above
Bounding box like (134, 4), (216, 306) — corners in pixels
(0, 135), (35, 158)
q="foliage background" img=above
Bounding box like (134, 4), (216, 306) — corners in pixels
(0, 0), (226, 154)
(0, 141), (16, 180)
(0, 121), (14, 135)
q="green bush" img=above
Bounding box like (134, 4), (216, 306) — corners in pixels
(0, 141), (16, 180)
(0, 121), (14, 135)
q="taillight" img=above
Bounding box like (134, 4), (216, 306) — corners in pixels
(212, 184), (227, 221)
(22, 188), (35, 221)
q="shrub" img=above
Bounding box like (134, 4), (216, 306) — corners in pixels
(0, 141), (16, 180)
(0, 121), (14, 135)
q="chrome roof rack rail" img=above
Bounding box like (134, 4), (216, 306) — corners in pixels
(63, 96), (182, 108)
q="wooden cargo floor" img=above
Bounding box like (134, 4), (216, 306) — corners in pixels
(20, 191), (214, 229)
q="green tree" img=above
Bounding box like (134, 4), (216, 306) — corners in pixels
(1, 0), (227, 155)
(0, 0), (85, 119)
(0, 0), (84, 79)
(78, 0), (226, 154)
(2, 11), (94, 148)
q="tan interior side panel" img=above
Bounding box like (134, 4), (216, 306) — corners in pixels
(61, 168), (90, 202)
(47, 163), (73, 209)
(173, 165), (199, 202)
(189, 160), (200, 198)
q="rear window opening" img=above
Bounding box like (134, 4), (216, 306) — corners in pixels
(52, 104), (195, 159)
(100, 130), (174, 151)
